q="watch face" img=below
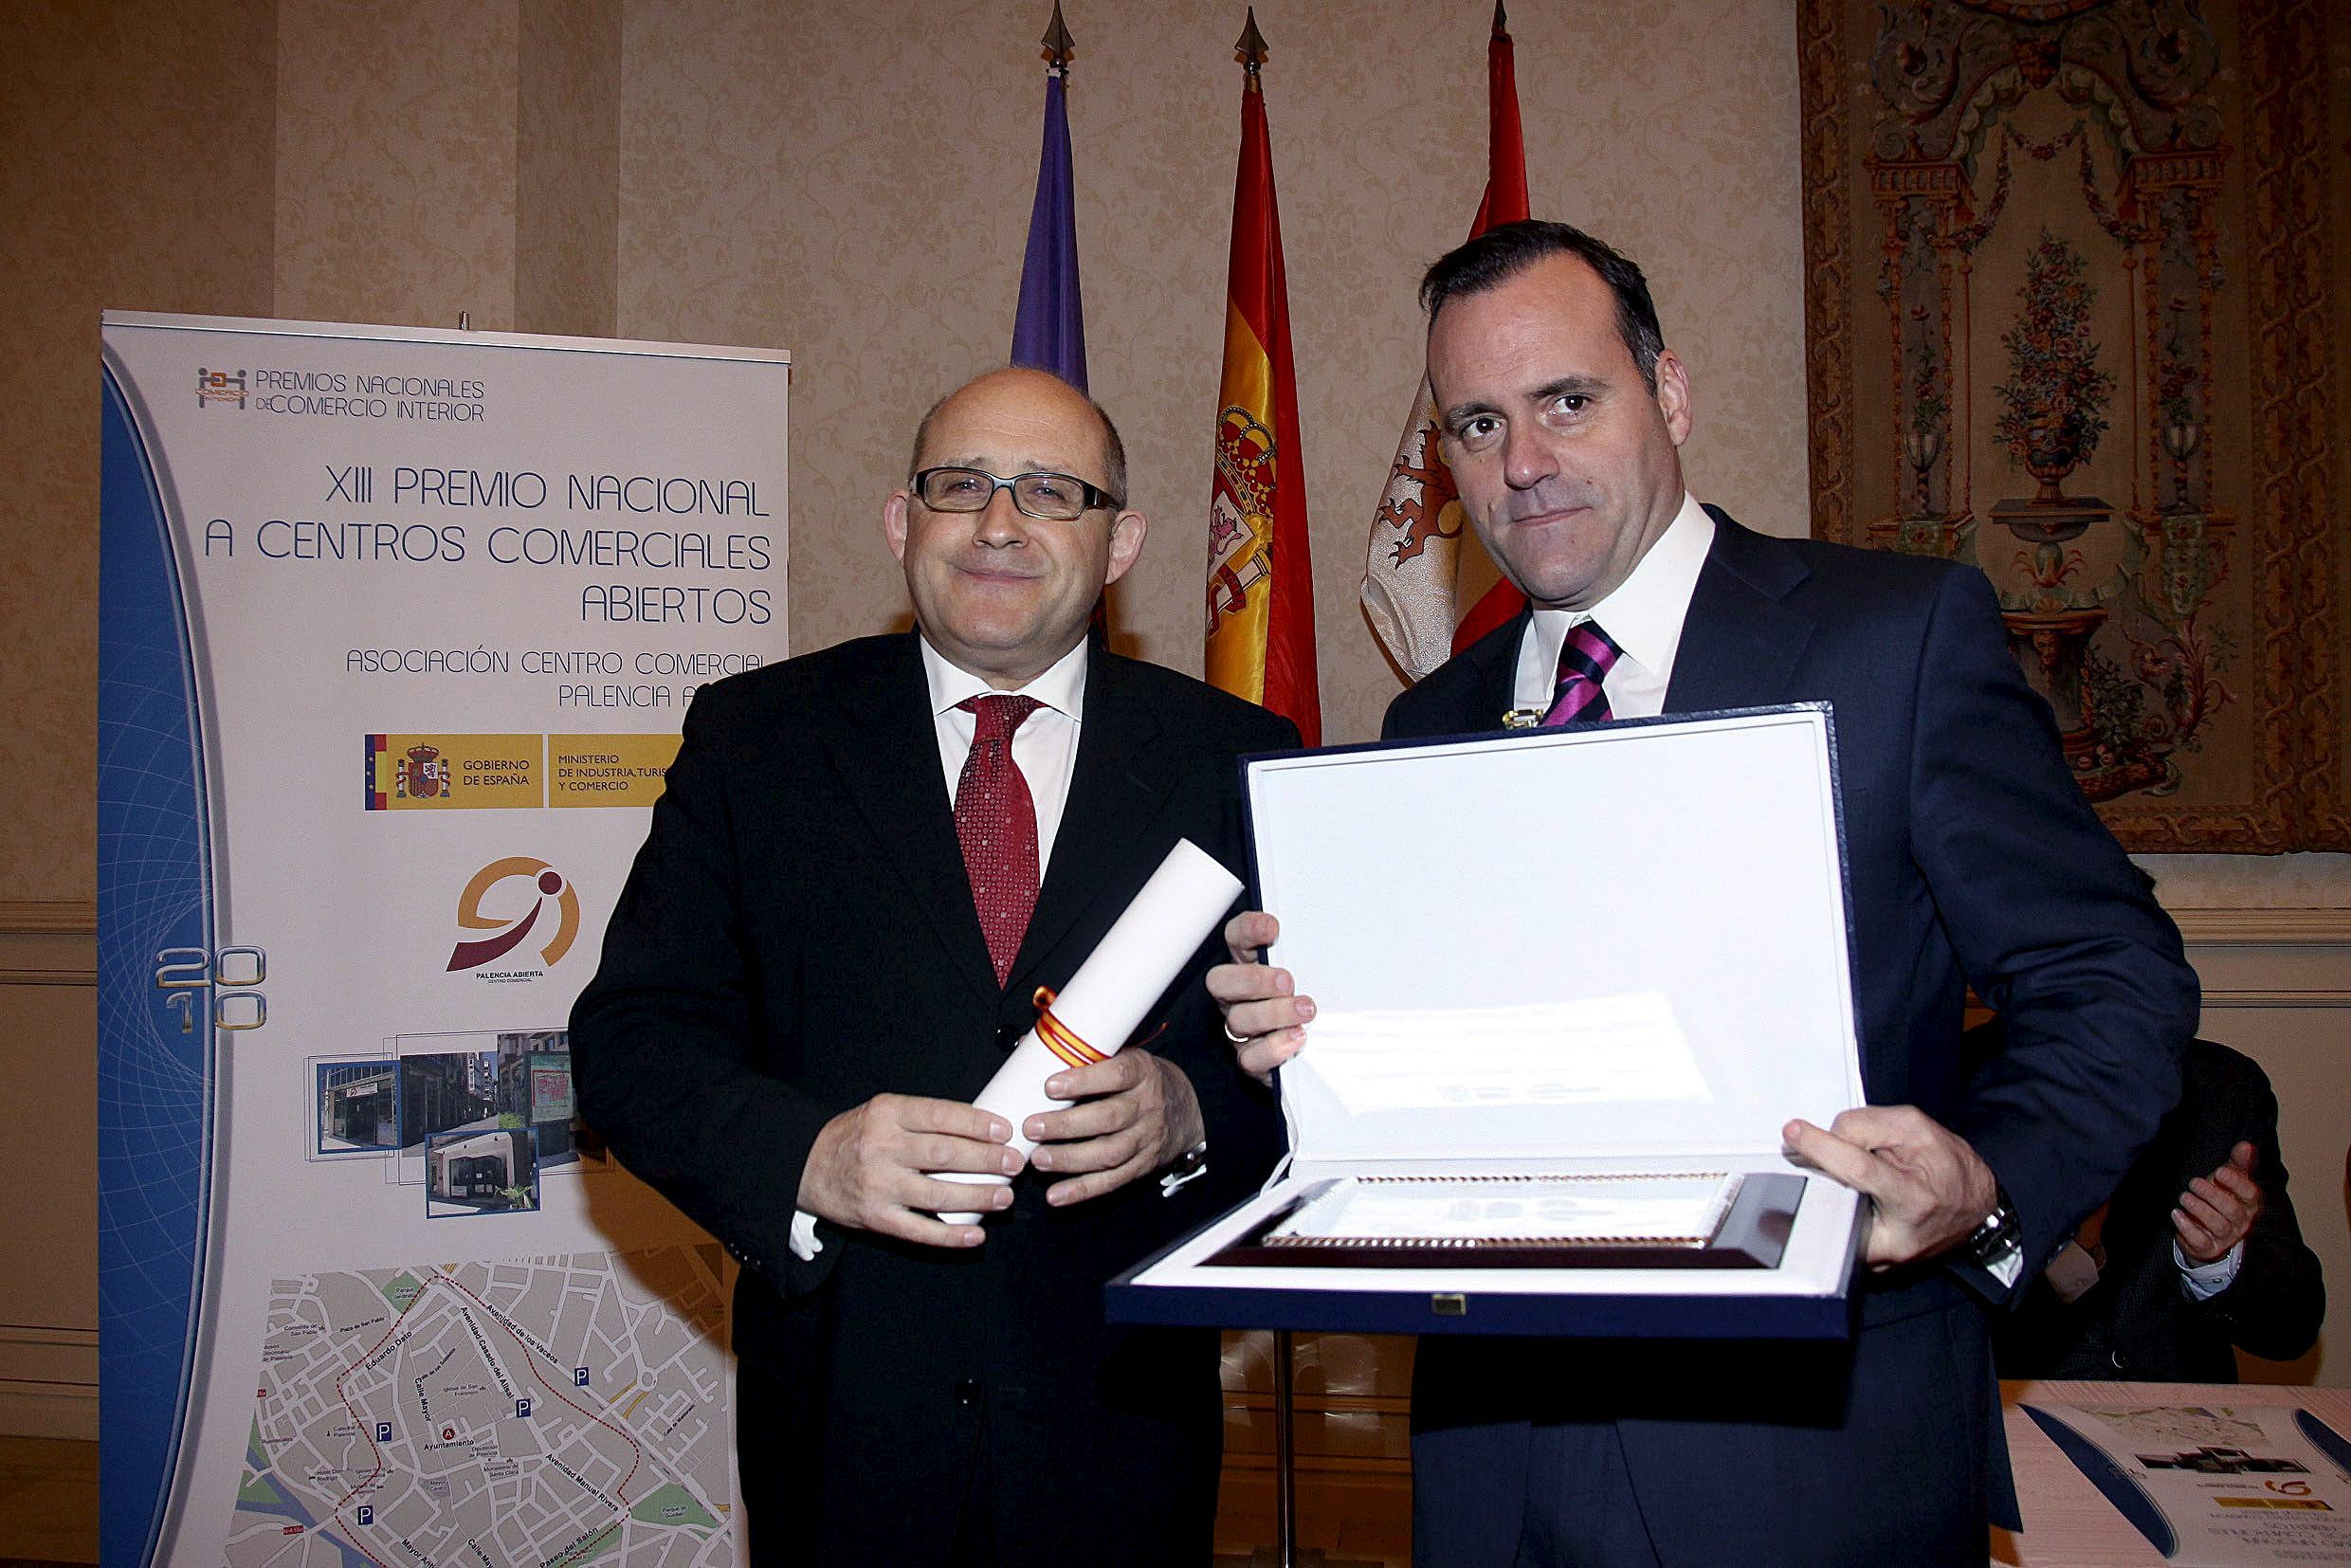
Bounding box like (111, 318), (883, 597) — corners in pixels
(1966, 1199), (2017, 1266)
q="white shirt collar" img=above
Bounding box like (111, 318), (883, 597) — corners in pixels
(918, 634), (1089, 723)
(1527, 491), (1714, 679)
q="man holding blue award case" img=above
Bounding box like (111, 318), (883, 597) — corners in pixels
(1199, 222), (2197, 1564)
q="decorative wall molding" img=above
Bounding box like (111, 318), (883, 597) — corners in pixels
(0, 1322), (98, 1358)
(2196, 989), (2351, 1009)
(0, 964), (92, 987)
(0, 1323), (97, 1442)
(0, 903), (95, 987)
(2172, 907), (2351, 947)
(0, 900), (95, 938)
(2170, 907), (2351, 1007)
(0, 1383), (98, 1443)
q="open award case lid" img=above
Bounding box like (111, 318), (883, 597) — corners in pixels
(1107, 704), (1870, 1339)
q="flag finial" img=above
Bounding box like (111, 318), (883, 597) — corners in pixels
(1041, 1), (1075, 68)
(1491, 0), (1508, 34)
(1235, 9), (1268, 71)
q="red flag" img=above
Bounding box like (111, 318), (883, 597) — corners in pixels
(1361, 4), (1530, 677)
(1205, 34), (1321, 744)
(1469, 3), (1528, 237)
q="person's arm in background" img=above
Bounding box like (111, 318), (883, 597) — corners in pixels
(2175, 1046), (2324, 1363)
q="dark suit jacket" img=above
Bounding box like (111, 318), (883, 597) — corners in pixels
(572, 631), (1296, 1566)
(1389, 512), (2197, 1566)
(1996, 1039), (2323, 1382)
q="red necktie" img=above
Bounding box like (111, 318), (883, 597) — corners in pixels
(954, 695), (1043, 987)
(1542, 620), (1622, 726)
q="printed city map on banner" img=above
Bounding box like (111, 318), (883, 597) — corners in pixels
(232, 1249), (732, 1568)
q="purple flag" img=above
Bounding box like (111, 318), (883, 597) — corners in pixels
(1010, 70), (1087, 392)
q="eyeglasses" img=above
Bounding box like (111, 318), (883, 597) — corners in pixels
(911, 466), (1122, 522)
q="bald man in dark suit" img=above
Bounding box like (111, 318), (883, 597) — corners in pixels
(575, 369), (1295, 1565)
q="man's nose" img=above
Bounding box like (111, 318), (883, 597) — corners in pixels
(973, 486), (1030, 545)
(1501, 423), (1555, 490)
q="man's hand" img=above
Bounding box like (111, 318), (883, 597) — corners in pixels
(1205, 910), (1315, 1084)
(1026, 1049), (1204, 1207)
(798, 1094), (1020, 1248)
(2176, 1140), (2262, 1265)
(1783, 1105), (1999, 1269)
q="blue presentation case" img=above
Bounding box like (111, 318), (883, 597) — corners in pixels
(1108, 706), (1868, 1340)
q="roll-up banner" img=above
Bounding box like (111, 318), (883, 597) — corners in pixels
(99, 313), (787, 1567)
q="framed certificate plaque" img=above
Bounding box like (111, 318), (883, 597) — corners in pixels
(1107, 706), (1869, 1340)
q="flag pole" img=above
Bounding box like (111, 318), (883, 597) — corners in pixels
(1230, 37), (1300, 1557)
(1224, 23), (1303, 1557)
(1042, 0), (1074, 68)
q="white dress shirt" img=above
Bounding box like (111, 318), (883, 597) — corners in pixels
(2177, 1238), (2244, 1301)
(792, 635), (1092, 1261)
(1511, 492), (1716, 720)
(919, 633), (1087, 872)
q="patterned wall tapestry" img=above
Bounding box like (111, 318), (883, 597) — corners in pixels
(1800, 0), (2347, 850)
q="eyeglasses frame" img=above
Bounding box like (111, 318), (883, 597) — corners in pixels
(909, 465), (1124, 522)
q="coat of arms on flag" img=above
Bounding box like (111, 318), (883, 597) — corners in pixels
(1360, 1), (1532, 681)
(1208, 408), (1276, 637)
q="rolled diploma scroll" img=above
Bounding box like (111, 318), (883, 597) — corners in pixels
(936, 837), (1245, 1224)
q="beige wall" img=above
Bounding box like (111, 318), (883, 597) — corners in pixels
(0, 0), (279, 1437)
(616, 0), (1812, 743)
(519, 0), (623, 337)
(2, 0), (278, 907)
(2, 0), (2346, 1442)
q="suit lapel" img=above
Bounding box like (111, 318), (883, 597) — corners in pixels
(1449, 610), (1531, 731)
(824, 635), (999, 1002)
(1663, 510), (1815, 715)
(1007, 649), (1175, 994)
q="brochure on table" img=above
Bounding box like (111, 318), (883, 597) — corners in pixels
(2023, 1402), (2351, 1565)
(1108, 705), (1868, 1339)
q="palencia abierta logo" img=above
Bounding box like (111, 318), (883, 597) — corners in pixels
(446, 857), (580, 975)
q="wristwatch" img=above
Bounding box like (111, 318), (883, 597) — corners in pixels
(1963, 1186), (2024, 1285)
(1157, 1139), (1210, 1197)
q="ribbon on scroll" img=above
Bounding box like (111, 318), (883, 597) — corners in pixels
(936, 837), (1245, 1224)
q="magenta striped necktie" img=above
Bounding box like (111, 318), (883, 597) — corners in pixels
(1542, 620), (1622, 726)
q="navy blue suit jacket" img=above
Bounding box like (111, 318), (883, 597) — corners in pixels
(1390, 512), (2197, 1565)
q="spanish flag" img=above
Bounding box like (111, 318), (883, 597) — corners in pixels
(1205, 12), (1320, 746)
(1360, 1), (1530, 679)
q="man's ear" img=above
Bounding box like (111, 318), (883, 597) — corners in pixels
(1653, 351), (1693, 447)
(882, 488), (912, 563)
(1103, 507), (1148, 587)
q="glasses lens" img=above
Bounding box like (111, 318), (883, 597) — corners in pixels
(919, 467), (995, 511)
(1011, 472), (1088, 520)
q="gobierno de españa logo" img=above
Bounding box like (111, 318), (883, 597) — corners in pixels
(447, 857), (580, 974)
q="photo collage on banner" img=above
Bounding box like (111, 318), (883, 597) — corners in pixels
(99, 314), (789, 1568)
